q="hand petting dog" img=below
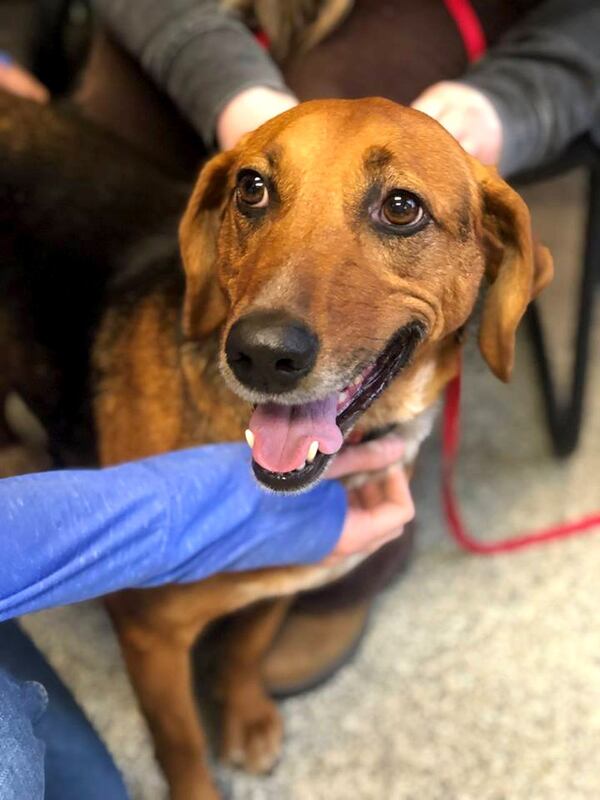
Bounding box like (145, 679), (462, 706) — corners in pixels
(327, 438), (414, 564)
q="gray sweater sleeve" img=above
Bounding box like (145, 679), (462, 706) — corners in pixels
(94, 0), (290, 148)
(460, 0), (600, 176)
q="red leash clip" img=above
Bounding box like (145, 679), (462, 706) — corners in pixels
(442, 369), (600, 554)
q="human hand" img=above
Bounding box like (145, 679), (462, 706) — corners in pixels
(412, 81), (503, 166)
(324, 438), (414, 565)
(216, 86), (298, 151)
(0, 54), (49, 103)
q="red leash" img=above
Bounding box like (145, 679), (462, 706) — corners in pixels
(442, 370), (600, 554)
(439, 4), (600, 551)
(256, 0), (486, 62)
(442, 0), (487, 63)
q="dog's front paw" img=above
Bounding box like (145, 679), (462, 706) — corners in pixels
(221, 691), (283, 774)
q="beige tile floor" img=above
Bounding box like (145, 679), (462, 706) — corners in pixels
(20, 168), (600, 800)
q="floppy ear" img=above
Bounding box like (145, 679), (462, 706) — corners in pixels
(178, 150), (235, 339)
(472, 160), (553, 382)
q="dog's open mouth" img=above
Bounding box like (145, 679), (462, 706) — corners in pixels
(247, 321), (424, 492)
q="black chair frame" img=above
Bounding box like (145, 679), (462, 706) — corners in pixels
(514, 137), (600, 458)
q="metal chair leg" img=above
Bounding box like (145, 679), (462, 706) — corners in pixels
(527, 164), (600, 457)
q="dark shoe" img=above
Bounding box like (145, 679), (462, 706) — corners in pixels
(262, 602), (371, 698)
(262, 523), (416, 698)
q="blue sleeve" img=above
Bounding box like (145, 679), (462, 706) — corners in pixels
(0, 443), (346, 621)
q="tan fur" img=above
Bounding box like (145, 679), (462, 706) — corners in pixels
(96, 99), (552, 798)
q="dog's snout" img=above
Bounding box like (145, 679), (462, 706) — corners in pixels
(225, 311), (318, 393)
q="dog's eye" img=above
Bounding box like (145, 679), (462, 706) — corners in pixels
(236, 170), (268, 209)
(381, 191), (424, 227)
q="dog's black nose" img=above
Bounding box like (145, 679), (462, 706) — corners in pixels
(226, 311), (318, 393)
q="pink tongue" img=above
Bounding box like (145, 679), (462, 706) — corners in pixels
(249, 393), (343, 473)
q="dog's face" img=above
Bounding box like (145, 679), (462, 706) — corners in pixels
(180, 99), (552, 491)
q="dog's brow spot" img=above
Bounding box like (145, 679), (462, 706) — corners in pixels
(265, 145), (283, 172)
(363, 146), (394, 172)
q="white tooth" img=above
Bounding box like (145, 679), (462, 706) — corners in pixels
(339, 391), (348, 405)
(245, 429), (255, 448)
(307, 440), (319, 464)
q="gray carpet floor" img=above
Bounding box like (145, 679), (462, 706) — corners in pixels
(20, 168), (600, 800)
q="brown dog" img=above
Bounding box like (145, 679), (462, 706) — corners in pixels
(0, 94), (551, 799)
(91, 98), (552, 798)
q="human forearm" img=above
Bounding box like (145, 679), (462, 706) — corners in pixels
(94, 0), (292, 147)
(0, 444), (344, 620)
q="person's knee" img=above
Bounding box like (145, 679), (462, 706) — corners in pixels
(0, 670), (47, 800)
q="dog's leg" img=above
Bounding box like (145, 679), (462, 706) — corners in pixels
(0, 387), (51, 480)
(0, 313), (29, 476)
(0, 392), (53, 478)
(219, 598), (291, 774)
(0, 407), (20, 478)
(108, 600), (220, 800)
(0, 309), (54, 477)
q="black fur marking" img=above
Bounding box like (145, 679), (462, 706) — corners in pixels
(363, 146), (394, 172)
